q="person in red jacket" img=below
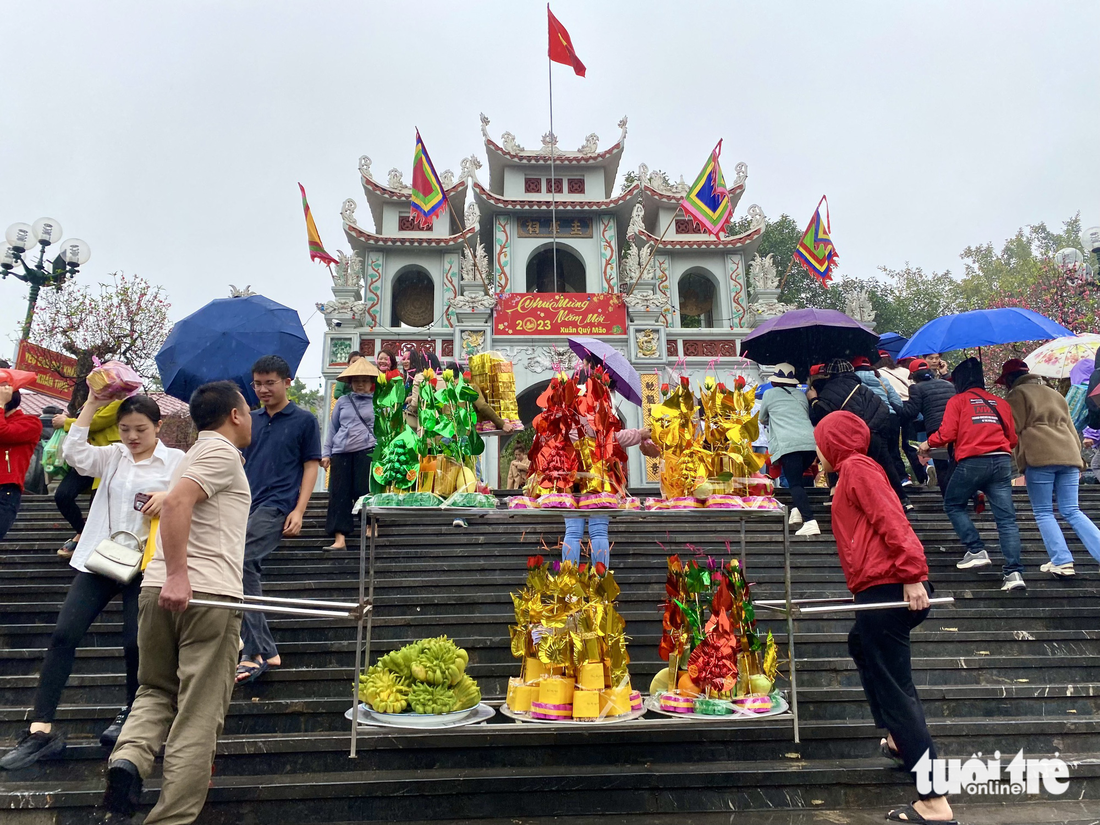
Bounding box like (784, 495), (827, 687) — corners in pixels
(815, 411), (954, 825)
(0, 373), (45, 541)
(918, 357), (1025, 592)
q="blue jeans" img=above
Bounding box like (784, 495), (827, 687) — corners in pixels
(943, 454), (1023, 576)
(1024, 465), (1100, 566)
(563, 516), (610, 567)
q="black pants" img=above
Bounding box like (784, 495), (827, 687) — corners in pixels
(849, 582), (937, 798)
(55, 468), (94, 534)
(884, 415), (909, 483)
(326, 450), (372, 536)
(33, 570), (140, 723)
(900, 419), (928, 484)
(0, 484), (22, 541)
(779, 450), (816, 523)
(869, 432), (909, 504)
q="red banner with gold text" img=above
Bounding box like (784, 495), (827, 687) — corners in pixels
(494, 293), (627, 337)
(15, 341), (78, 401)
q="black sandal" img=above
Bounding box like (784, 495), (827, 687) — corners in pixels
(886, 802), (958, 824)
(880, 737), (904, 764)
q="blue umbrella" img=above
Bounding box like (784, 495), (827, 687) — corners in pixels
(156, 294), (310, 406)
(877, 332), (909, 358)
(898, 308), (1075, 360)
(567, 336), (643, 406)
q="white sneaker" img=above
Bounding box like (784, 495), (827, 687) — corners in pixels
(1001, 572), (1026, 592)
(788, 508), (803, 526)
(1039, 561), (1076, 577)
(795, 520), (820, 537)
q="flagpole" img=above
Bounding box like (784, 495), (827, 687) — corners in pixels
(548, 42), (558, 291)
(625, 211), (677, 297)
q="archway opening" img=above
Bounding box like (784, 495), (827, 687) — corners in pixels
(526, 245), (586, 293)
(678, 270), (718, 328)
(390, 267), (435, 327)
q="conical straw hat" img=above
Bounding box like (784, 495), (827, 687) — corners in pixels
(337, 359), (381, 381)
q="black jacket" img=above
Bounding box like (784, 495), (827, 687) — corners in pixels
(810, 371), (892, 435)
(902, 373), (956, 435)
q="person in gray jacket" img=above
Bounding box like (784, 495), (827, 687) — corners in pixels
(759, 363), (820, 536)
(901, 359), (957, 494)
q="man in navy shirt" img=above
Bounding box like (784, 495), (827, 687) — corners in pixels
(236, 355), (321, 685)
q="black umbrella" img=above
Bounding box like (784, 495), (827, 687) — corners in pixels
(741, 308), (879, 375)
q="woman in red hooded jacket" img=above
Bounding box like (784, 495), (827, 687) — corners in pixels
(815, 410), (954, 825)
(0, 373), (45, 541)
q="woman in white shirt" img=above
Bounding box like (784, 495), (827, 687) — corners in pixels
(0, 393), (184, 771)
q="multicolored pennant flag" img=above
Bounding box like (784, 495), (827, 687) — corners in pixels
(794, 196), (839, 285)
(298, 183), (338, 266)
(410, 130), (448, 229)
(680, 141), (733, 238)
(548, 5), (586, 77)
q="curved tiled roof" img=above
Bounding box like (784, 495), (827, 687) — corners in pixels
(472, 181), (639, 211)
(344, 223), (477, 248)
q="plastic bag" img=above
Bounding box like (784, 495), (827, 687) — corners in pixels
(42, 429), (69, 478)
(86, 360), (142, 400)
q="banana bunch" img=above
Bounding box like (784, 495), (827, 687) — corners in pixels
(360, 636), (481, 714)
(410, 636), (470, 687)
(452, 674), (481, 711)
(359, 665), (411, 713)
(408, 682), (457, 714)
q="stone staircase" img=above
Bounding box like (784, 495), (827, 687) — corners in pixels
(2, 487), (1100, 823)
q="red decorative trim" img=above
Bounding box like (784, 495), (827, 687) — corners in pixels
(381, 338), (437, 355)
(361, 175), (467, 203)
(683, 339), (740, 358)
(485, 137), (623, 165)
(360, 339), (376, 356)
(346, 224), (476, 248)
(675, 218), (705, 234)
(441, 340), (454, 357)
(524, 177), (542, 193)
(636, 223), (763, 249)
(641, 179), (745, 204)
(474, 181), (638, 211)
(398, 215), (432, 232)
(667, 339), (679, 358)
(568, 178), (585, 194)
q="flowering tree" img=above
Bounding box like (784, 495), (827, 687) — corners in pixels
(29, 272), (171, 411)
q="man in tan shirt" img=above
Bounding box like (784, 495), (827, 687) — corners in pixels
(104, 381), (252, 824)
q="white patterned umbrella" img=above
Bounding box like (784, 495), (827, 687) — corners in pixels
(1024, 334), (1100, 379)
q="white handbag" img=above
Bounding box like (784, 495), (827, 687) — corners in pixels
(85, 530), (145, 583)
(82, 459), (147, 584)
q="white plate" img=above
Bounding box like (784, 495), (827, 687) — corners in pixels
(643, 692), (791, 720)
(345, 702), (495, 729)
(498, 703), (648, 725)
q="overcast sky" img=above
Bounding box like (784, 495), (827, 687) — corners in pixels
(3, 1), (1098, 385)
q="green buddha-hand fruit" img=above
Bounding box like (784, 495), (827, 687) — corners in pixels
(360, 665), (411, 713)
(452, 674), (481, 710)
(411, 636), (469, 686)
(408, 682), (457, 714)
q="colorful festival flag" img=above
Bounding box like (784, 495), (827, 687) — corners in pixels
(548, 6), (586, 77)
(679, 141), (733, 238)
(794, 196), (839, 285)
(298, 183), (337, 266)
(410, 129), (448, 229)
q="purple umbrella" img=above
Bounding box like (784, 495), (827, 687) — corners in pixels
(567, 336), (643, 406)
(740, 308), (879, 375)
(1071, 358), (1095, 386)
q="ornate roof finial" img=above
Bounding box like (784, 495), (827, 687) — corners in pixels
(229, 285), (257, 298)
(617, 116), (628, 143)
(733, 162), (748, 187)
(460, 154), (482, 184)
(539, 132), (558, 153)
(441, 169), (455, 189)
(577, 133), (599, 154)
(358, 155), (373, 179)
(341, 198), (358, 226)
(387, 168), (406, 190)
(479, 112), (491, 141)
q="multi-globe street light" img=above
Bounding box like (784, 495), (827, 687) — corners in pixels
(0, 218), (90, 340)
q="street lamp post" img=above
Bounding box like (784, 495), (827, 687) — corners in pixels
(1, 218), (91, 341)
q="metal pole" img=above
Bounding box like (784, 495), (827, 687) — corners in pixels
(783, 509), (799, 744)
(796, 597), (954, 616)
(739, 518), (746, 569)
(21, 281), (41, 341)
(188, 600), (355, 619)
(350, 512), (369, 758)
(548, 50), (557, 290)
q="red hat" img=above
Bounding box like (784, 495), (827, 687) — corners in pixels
(809, 363), (825, 376)
(907, 359), (929, 374)
(850, 356), (872, 368)
(995, 358), (1030, 386)
(877, 350), (891, 358)
(0, 369), (38, 392)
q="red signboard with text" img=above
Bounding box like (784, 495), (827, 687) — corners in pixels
(494, 293), (627, 337)
(15, 341), (78, 402)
